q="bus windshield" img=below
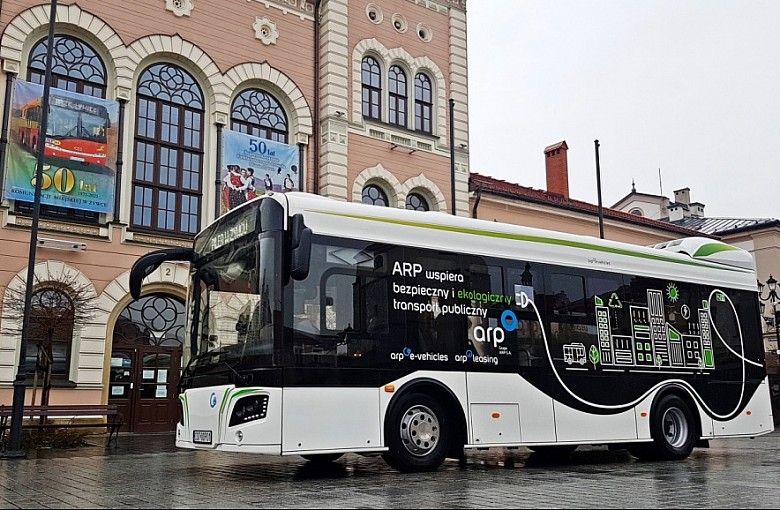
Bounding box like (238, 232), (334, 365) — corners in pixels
(47, 105), (108, 142)
(185, 236), (275, 370)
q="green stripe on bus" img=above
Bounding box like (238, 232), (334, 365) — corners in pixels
(693, 243), (740, 258)
(219, 388), (231, 417)
(179, 394), (189, 423)
(308, 210), (745, 273)
(228, 389), (262, 406)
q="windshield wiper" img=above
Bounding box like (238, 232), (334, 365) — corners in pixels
(224, 362), (251, 384)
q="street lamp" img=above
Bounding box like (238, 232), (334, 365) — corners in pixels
(758, 275), (780, 348)
(1, 0), (58, 460)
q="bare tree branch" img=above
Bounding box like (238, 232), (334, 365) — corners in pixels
(1, 271), (100, 407)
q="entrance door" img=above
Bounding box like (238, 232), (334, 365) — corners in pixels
(110, 293), (186, 433)
(135, 347), (181, 433)
(108, 346), (182, 432)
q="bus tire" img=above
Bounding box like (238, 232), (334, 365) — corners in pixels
(301, 453), (343, 464)
(382, 392), (451, 473)
(633, 394), (696, 461)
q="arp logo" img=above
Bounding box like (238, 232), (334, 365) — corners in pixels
(209, 393), (218, 409)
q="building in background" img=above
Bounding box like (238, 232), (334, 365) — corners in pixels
(0, 0), (470, 432)
(470, 141), (707, 247)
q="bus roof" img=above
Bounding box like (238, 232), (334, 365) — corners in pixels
(224, 193), (758, 291)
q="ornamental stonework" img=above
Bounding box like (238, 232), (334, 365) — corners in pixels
(165, 0), (194, 17)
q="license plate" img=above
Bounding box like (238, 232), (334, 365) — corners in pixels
(193, 430), (212, 444)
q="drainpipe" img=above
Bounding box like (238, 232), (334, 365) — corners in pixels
(313, 0), (325, 195)
(215, 123), (224, 219)
(297, 142), (304, 191)
(471, 186), (481, 219)
(112, 99), (127, 222)
(449, 98), (456, 215)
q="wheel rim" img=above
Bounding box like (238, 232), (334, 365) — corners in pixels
(662, 407), (689, 448)
(399, 404), (440, 457)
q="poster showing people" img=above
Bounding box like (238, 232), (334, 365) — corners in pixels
(221, 129), (300, 214)
(3, 80), (119, 214)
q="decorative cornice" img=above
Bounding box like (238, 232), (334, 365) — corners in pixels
(131, 233), (193, 248)
(252, 0), (315, 21)
(406, 0), (466, 14)
(12, 215), (105, 237)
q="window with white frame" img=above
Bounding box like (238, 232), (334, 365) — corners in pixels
(361, 56), (382, 121)
(388, 65), (408, 128)
(415, 73), (433, 134)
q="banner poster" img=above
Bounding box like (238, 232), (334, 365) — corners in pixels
(221, 129), (300, 214)
(3, 80), (119, 214)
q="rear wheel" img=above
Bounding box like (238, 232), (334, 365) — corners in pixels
(382, 392), (451, 473)
(631, 394), (696, 461)
(301, 453), (343, 464)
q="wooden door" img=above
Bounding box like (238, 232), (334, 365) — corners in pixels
(108, 347), (181, 432)
(133, 347), (181, 433)
(108, 349), (135, 432)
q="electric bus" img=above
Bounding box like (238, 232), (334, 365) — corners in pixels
(129, 192), (773, 472)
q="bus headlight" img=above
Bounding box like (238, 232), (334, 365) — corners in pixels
(229, 395), (269, 427)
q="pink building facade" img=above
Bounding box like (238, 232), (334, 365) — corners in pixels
(0, 0), (470, 432)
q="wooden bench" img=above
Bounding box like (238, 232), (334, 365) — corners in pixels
(0, 404), (123, 449)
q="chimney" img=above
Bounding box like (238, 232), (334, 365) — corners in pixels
(544, 141), (569, 198)
(674, 188), (691, 206)
(668, 204), (685, 222)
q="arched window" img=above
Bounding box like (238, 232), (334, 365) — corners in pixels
(19, 35), (107, 223)
(405, 192), (430, 211)
(362, 184), (389, 207)
(388, 65), (407, 127)
(231, 89), (288, 143)
(132, 64), (204, 235)
(415, 73), (433, 134)
(113, 294), (185, 347)
(24, 288), (74, 381)
(28, 35), (107, 97)
(362, 56), (382, 121)
(630, 208), (644, 216)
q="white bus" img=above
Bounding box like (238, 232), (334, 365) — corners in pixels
(129, 192), (774, 472)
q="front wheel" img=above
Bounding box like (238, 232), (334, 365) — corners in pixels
(632, 394), (696, 461)
(382, 392), (451, 473)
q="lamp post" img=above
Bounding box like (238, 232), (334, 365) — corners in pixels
(758, 275), (779, 348)
(1, 0), (58, 460)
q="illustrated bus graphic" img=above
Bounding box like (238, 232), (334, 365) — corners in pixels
(18, 94), (110, 165)
(563, 343), (587, 365)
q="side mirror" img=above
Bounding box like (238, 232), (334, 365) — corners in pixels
(290, 214), (312, 281)
(129, 247), (194, 300)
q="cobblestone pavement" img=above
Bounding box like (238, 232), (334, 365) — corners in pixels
(0, 430), (778, 508)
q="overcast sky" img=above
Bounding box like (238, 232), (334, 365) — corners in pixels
(466, 0), (780, 219)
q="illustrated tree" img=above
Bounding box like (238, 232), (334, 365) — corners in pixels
(589, 345), (601, 370)
(3, 272), (98, 409)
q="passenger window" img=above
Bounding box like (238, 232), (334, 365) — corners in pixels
(550, 273), (587, 317)
(506, 263), (546, 367)
(323, 272), (359, 333)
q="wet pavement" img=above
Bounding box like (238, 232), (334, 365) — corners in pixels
(1, 430), (778, 508)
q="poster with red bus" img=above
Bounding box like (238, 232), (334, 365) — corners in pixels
(4, 80), (119, 214)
